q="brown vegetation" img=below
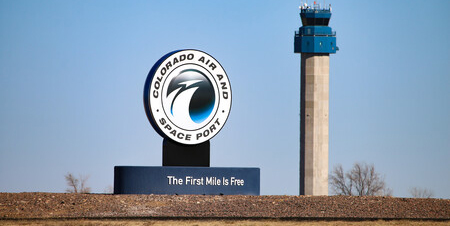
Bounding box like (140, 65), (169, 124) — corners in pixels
(64, 173), (91, 194)
(0, 193), (448, 221)
(0, 219), (449, 226)
(330, 162), (392, 196)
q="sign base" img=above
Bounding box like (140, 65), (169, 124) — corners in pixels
(163, 139), (210, 167)
(114, 166), (260, 195)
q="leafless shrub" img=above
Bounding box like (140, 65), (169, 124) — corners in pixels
(65, 173), (91, 194)
(410, 187), (434, 198)
(330, 162), (391, 196)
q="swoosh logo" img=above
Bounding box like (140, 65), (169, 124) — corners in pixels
(164, 80), (203, 128)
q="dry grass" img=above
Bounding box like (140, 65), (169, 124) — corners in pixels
(0, 220), (448, 226)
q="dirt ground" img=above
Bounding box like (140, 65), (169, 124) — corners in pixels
(1, 193), (449, 224)
(0, 220), (449, 226)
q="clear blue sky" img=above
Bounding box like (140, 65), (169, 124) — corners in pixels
(1, 0), (449, 198)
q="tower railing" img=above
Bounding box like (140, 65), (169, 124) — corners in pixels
(300, 1), (332, 11)
(295, 30), (336, 36)
(301, 8), (331, 13)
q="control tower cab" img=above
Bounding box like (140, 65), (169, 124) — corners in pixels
(294, 3), (338, 54)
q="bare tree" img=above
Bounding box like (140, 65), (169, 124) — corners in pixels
(410, 187), (434, 198)
(65, 173), (91, 194)
(78, 174), (91, 193)
(65, 173), (79, 193)
(329, 164), (352, 195)
(329, 162), (392, 196)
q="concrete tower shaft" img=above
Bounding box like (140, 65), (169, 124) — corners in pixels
(300, 53), (329, 196)
(294, 3), (337, 196)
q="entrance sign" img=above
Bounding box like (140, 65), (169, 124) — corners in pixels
(144, 50), (232, 145)
(114, 166), (259, 195)
(114, 49), (259, 195)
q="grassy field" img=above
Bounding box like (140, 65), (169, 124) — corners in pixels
(0, 220), (448, 226)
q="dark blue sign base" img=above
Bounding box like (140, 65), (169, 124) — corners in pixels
(114, 166), (260, 195)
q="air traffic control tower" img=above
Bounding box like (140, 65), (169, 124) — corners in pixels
(294, 2), (337, 196)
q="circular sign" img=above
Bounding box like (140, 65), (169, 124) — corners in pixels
(144, 50), (232, 145)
